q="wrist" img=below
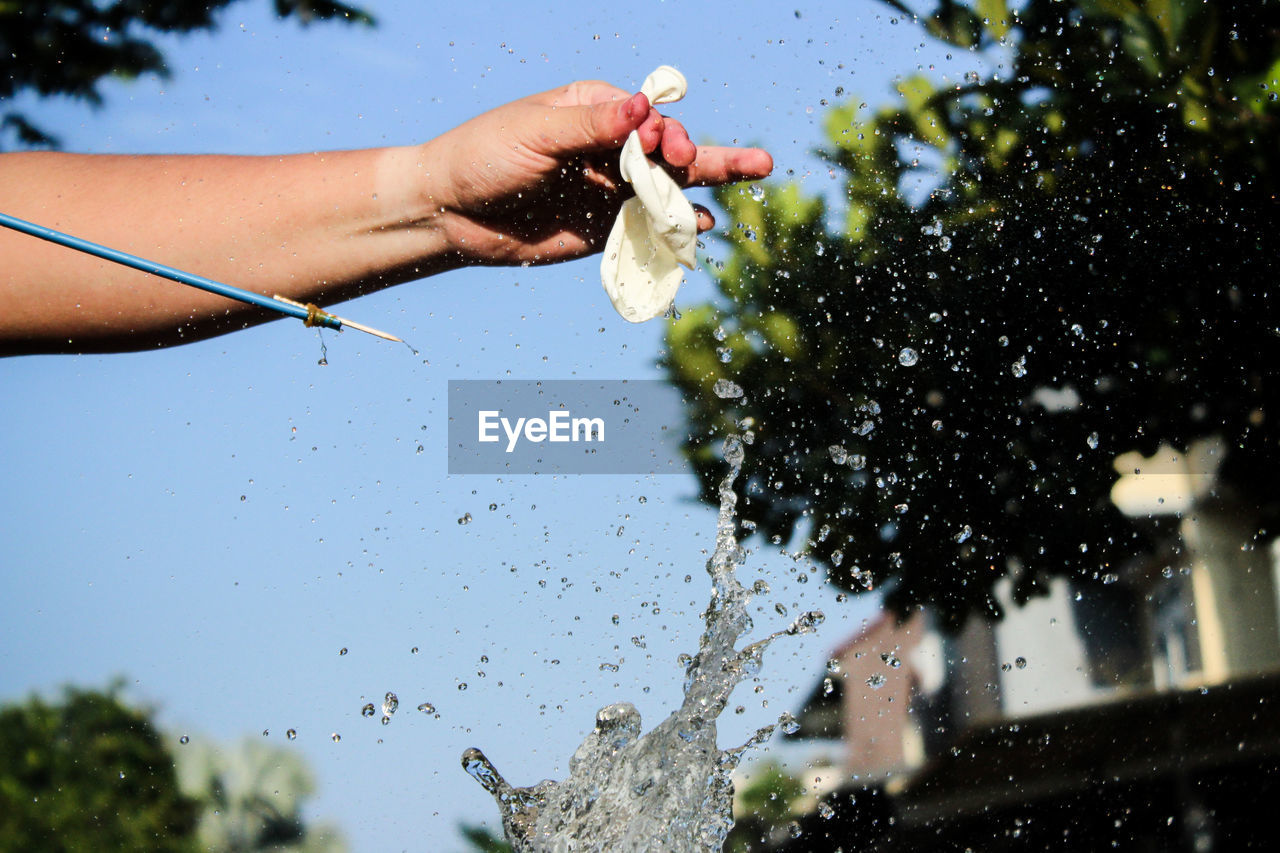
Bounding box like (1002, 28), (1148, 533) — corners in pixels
(366, 143), (462, 276)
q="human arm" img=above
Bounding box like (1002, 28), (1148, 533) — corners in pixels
(0, 81), (772, 355)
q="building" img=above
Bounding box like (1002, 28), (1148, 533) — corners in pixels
(755, 444), (1280, 851)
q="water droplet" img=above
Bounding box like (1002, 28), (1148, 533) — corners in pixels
(418, 702), (436, 715)
(1086, 431), (1100, 450)
(787, 610), (825, 635)
(722, 434), (745, 466)
(779, 712), (801, 735)
(749, 184), (765, 201)
(954, 525), (973, 543)
(1015, 656), (1027, 670)
(179, 735), (189, 745)
(286, 729), (297, 740)
(461, 747), (508, 796)
(828, 444), (848, 464)
(339, 647), (348, 656)
(361, 703), (376, 717)
(713, 378), (743, 399)
(898, 347), (919, 367)
(826, 658), (841, 674)
(331, 732), (341, 743)
(1011, 356), (1028, 378)
(457, 512), (473, 525)
(383, 692), (399, 718)
(866, 673), (887, 689)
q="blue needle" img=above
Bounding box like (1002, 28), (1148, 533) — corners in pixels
(0, 210), (401, 342)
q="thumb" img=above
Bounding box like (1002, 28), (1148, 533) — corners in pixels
(542, 93), (649, 158)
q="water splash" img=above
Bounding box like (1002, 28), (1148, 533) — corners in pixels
(464, 435), (821, 851)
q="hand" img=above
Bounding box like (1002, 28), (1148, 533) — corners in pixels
(419, 80), (773, 267)
(0, 79), (773, 354)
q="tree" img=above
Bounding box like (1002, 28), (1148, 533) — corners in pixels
(0, 0), (372, 149)
(0, 683), (200, 851)
(664, 0), (1280, 626)
(0, 683), (343, 852)
(175, 737), (346, 852)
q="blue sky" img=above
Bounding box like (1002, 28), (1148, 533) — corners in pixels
(0, 2), (993, 849)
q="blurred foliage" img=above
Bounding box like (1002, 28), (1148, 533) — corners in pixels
(457, 823), (513, 853)
(665, 0), (1280, 628)
(724, 762), (808, 852)
(175, 737), (346, 852)
(724, 762), (894, 853)
(0, 683), (200, 851)
(0, 0), (372, 148)
(0, 683), (342, 852)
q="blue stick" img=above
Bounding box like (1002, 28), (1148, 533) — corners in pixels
(0, 210), (343, 331)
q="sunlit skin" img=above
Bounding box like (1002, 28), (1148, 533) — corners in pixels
(0, 81), (772, 355)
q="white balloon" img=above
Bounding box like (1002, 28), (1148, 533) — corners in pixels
(600, 66), (697, 323)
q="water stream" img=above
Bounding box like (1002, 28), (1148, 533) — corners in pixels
(463, 435), (824, 851)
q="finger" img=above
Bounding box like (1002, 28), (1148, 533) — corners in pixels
(635, 108), (664, 153)
(658, 118), (697, 168)
(537, 80), (631, 108)
(694, 204), (716, 232)
(682, 147), (774, 187)
(540, 93), (651, 158)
